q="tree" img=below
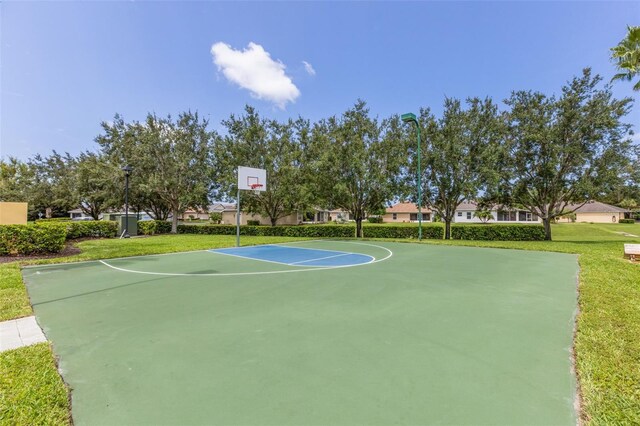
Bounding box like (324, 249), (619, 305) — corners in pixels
(96, 112), (216, 232)
(0, 157), (32, 202)
(474, 209), (493, 223)
(96, 114), (172, 221)
(74, 152), (120, 220)
(611, 26), (640, 91)
(310, 100), (406, 238)
(215, 106), (310, 226)
(413, 98), (502, 239)
(501, 69), (634, 240)
(26, 152), (77, 218)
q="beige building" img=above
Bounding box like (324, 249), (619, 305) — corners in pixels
(383, 202), (432, 223)
(557, 201), (629, 223)
(0, 202), (28, 225)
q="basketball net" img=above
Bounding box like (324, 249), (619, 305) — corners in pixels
(250, 183), (263, 195)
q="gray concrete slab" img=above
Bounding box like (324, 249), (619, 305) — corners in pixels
(0, 316), (47, 352)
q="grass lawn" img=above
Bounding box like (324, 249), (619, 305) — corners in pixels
(1, 225), (639, 424)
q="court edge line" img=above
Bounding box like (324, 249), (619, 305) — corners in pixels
(24, 240), (391, 271)
(206, 249), (323, 268)
(289, 252), (354, 265)
(97, 243), (392, 277)
(22, 239), (331, 269)
(21, 249), (212, 269)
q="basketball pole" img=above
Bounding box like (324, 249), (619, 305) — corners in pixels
(236, 187), (241, 247)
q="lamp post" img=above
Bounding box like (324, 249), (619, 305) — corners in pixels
(401, 113), (422, 241)
(121, 165), (133, 239)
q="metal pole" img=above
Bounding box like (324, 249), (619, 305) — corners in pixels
(416, 123), (422, 241)
(236, 188), (240, 247)
(124, 172), (130, 238)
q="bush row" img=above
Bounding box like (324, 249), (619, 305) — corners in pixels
(138, 220), (173, 235)
(619, 219), (636, 224)
(138, 221), (545, 241)
(450, 224), (546, 241)
(0, 225), (67, 255)
(34, 217), (72, 222)
(0, 221), (118, 256)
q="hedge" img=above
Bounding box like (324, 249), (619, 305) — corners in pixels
(34, 217), (72, 223)
(64, 221), (118, 239)
(0, 224), (66, 255)
(176, 224), (358, 238)
(0, 221), (119, 256)
(450, 224), (546, 241)
(138, 220), (172, 235)
(619, 219), (636, 224)
(362, 225), (444, 239)
(137, 221), (543, 241)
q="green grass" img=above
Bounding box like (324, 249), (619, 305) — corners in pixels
(1, 225), (639, 424)
(0, 343), (70, 425)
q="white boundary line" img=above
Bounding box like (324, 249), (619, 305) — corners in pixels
(289, 253), (352, 265)
(207, 249), (308, 267)
(98, 242), (393, 277)
(21, 249), (211, 269)
(209, 245), (374, 267)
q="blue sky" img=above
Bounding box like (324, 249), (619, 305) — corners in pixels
(1, 1), (638, 160)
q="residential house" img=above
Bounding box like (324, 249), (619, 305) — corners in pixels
(382, 202), (432, 223)
(556, 201), (629, 223)
(453, 201), (541, 223)
(382, 201), (541, 223)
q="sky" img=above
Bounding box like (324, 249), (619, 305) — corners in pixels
(1, 1), (639, 160)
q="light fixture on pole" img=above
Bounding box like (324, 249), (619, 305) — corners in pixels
(121, 165), (133, 239)
(401, 112), (423, 241)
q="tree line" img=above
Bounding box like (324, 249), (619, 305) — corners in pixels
(1, 69), (638, 240)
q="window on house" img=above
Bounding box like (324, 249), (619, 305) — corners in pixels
(497, 211), (517, 221)
(466, 212), (472, 219)
(410, 213), (417, 221)
(457, 212), (462, 217)
(423, 213), (430, 221)
(392, 213), (397, 220)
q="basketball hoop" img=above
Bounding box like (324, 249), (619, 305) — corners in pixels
(250, 183), (263, 194)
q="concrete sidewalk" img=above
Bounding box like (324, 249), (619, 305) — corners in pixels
(0, 316), (47, 352)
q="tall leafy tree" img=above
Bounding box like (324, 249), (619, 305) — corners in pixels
(611, 26), (640, 91)
(215, 106), (310, 226)
(26, 151), (77, 218)
(0, 157), (31, 202)
(74, 152), (121, 220)
(501, 69), (633, 240)
(412, 98), (502, 239)
(97, 112), (216, 232)
(310, 100), (406, 237)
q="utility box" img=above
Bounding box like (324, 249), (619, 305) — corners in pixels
(118, 216), (138, 237)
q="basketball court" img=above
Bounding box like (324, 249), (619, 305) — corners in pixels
(23, 240), (578, 425)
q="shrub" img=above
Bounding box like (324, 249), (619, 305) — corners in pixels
(367, 216), (383, 224)
(247, 220), (261, 226)
(138, 220), (172, 235)
(209, 212), (222, 223)
(620, 219), (636, 224)
(0, 224), (66, 255)
(35, 217), (72, 223)
(63, 221), (117, 239)
(450, 224), (546, 241)
(176, 224), (358, 238)
(362, 225), (444, 239)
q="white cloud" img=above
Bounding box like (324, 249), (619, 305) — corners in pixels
(211, 42), (300, 109)
(302, 60), (316, 76)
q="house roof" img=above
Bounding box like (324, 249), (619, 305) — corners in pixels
(385, 202), (431, 213)
(566, 201), (629, 213)
(456, 201), (479, 211)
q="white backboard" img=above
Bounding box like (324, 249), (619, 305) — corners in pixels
(238, 166), (267, 191)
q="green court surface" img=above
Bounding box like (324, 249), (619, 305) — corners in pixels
(23, 240), (578, 425)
